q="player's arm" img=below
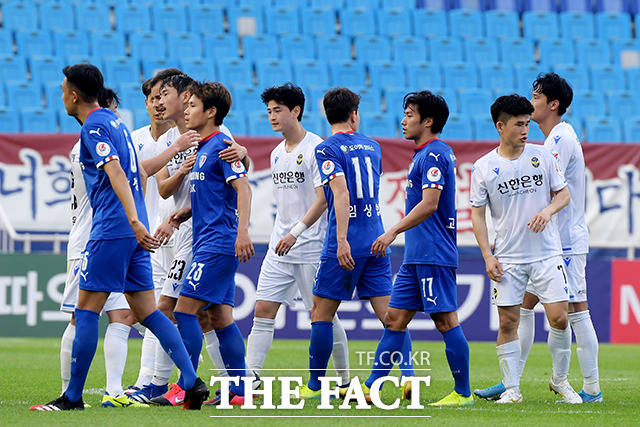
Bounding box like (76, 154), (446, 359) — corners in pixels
(275, 186), (328, 256)
(156, 154), (196, 199)
(138, 158), (148, 195)
(142, 130), (200, 177)
(231, 176), (255, 262)
(219, 139), (251, 170)
(329, 175), (355, 271)
(154, 207), (192, 245)
(471, 204), (503, 282)
(528, 185), (570, 233)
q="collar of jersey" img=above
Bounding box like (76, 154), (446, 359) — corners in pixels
(200, 130), (222, 142)
(86, 107), (104, 120)
(333, 130), (356, 135)
(414, 137), (439, 151)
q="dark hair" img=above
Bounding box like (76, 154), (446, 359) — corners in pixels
(490, 94), (534, 124)
(261, 83), (305, 121)
(323, 87), (360, 125)
(190, 81), (232, 126)
(532, 72), (573, 116)
(62, 64), (104, 102)
(141, 68), (183, 97)
(160, 73), (194, 96)
(98, 87), (120, 109)
(403, 90), (449, 134)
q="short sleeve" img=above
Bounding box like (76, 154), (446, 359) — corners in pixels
(309, 147), (323, 188)
(544, 148), (567, 192)
(549, 133), (574, 175)
(315, 143), (344, 185)
(469, 162), (488, 207)
(82, 122), (119, 169)
(220, 157), (247, 183)
(419, 150), (447, 190)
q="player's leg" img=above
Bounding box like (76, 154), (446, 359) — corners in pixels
(518, 291), (539, 377)
(132, 288), (160, 390)
(59, 259), (81, 394)
(103, 306), (134, 399)
(199, 312), (228, 378)
(305, 295), (341, 394)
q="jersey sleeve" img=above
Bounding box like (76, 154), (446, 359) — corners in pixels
(309, 148), (323, 188)
(550, 133), (575, 175)
(315, 144), (344, 185)
(219, 157), (247, 183)
(469, 161), (488, 207)
(419, 150), (447, 190)
(82, 122), (119, 169)
(544, 148), (567, 192)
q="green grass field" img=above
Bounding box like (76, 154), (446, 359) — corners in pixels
(0, 337), (636, 426)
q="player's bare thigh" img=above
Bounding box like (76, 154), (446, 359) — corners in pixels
(254, 300), (281, 319)
(311, 295), (341, 322)
(106, 308), (135, 326)
(369, 295), (390, 322)
(206, 303), (234, 330)
(77, 289), (109, 313)
(383, 307), (417, 331)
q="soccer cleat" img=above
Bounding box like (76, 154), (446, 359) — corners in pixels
(30, 394), (84, 411)
(340, 382), (372, 404)
(428, 390), (474, 407)
(101, 392), (148, 408)
(251, 370), (262, 390)
(124, 385), (140, 395)
(549, 378), (582, 404)
(338, 382), (350, 398)
(127, 383), (168, 403)
(578, 390), (603, 403)
(299, 385), (322, 400)
(473, 382), (506, 401)
(203, 391), (245, 406)
(149, 383), (185, 406)
(402, 381), (412, 401)
(182, 377), (210, 410)
(495, 388), (523, 404)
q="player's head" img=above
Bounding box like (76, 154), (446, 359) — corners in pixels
(261, 83), (305, 133)
(401, 90), (449, 141)
(159, 73), (194, 122)
(61, 64), (104, 118)
(185, 81), (232, 132)
(142, 68), (182, 123)
(530, 72), (573, 123)
(491, 94), (534, 147)
(323, 87), (360, 130)
(97, 87), (120, 114)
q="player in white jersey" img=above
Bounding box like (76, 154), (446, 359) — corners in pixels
(244, 84), (350, 388)
(470, 94), (581, 404)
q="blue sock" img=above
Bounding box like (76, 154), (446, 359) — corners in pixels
(142, 310), (197, 390)
(64, 308), (99, 403)
(216, 322), (247, 396)
(442, 325), (471, 397)
(173, 311), (203, 389)
(400, 328), (415, 377)
(307, 321), (333, 391)
(365, 328), (405, 388)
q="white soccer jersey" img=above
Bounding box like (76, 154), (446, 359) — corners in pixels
(470, 144), (567, 263)
(543, 122), (589, 255)
(268, 132), (327, 263)
(131, 125), (163, 230)
(67, 141), (92, 260)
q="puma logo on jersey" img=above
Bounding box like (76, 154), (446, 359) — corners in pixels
(89, 129), (101, 136)
(426, 296), (438, 305)
(316, 148), (327, 156)
(429, 152), (440, 161)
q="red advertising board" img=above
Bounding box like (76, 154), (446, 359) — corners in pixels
(610, 259), (640, 343)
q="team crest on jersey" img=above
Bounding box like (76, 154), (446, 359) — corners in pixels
(96, 142), (110, 156)
(531, 157), (540, 168)
(427, 166), (441, 182)
(199, 154), (207, 168)
(322, 160), (335, 175)
(296, 153), (303, 165)
(231, 160), (245, 173)
(340, 145), (349, 153)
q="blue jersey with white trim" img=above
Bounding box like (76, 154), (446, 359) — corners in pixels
(79, 108), (148, 241)
(190, 131), (247, 256)
(404, 138), (458, 267)
(315, 131), (386, 258)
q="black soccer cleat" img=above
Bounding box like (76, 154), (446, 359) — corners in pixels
(182, 377), (210, 410)
(30, 394), (84, 411)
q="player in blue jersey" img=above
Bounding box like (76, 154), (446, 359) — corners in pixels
(156, 82), (254, 406)
(31, 64), (208, 412)
(364, 91), (473, 406)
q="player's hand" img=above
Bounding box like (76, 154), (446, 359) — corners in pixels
(337, 238), (355, 271)
(275, 233), (297, 256)
(168, 207), (192, 230)
(154, 220), (174, 246)
(485, 255), (504, 282)
(235, 230), (255, 262)
(370, 231), (397, 258)
(172, 130), (200, 152)
(219, 139), (248, 163)
(179, 153), (197, 175)
(131, 219), (160, 252)
(528, 207), (552, 233)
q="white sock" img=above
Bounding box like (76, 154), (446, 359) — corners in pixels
(151, 344), (174, 387)
(517, 308), (535, 378)
(569, 310), (600, 394)
(104, 322), (130, 397)
(548, 326), (572, 383)
(497, 339), (521, 391)
(135, 329), (158, 388)
(331, 316), (350, 386)
(245, 317), (275, 375)
(204, 329), (228, 377)
(60, 323), (75, 394)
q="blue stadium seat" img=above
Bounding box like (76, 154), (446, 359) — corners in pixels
(64, 55), (101, 69)
(75, 3), (111, 33)
(484, 10), (520, 39)
(623, 116), (640, 142)
(292, 60), (330, 89)
(20, 108), (57, 133)
(29, 56), (64, 86)
(429, 37), (463, 63)
(0, 107), (20, 132)
(189, 4), (225, 34)
(377, 8), (413, 37)
(117, 83), (144, 111)
(488, 0), (520, 11)
(354, 36), (391, 62)
(340, 8), (377, 37)
(589, 64), (625, 91)
(348, 0), (380, 9)
(441, 114), (472, 139)
(130, 32), (165, 61)
(316, 35), (352, 63)
(227, 6), (265, 36)
(167, 33), (202, 59)
(152, 4), (188, 32)
(458, 88), (492, 116)
(595, 12), (632, 41)
(56, 109), (77, 133)
(355, 86), (383, 113)
(16, 31), (52, 57)
(133, 108), (149, 130)
(464, 37), (499, 64)
(628, 68), (640, 92)
(90, 32), (126, 58)
(560, 0), (592, 12)
(141, 58), (181, 78)
(180, 57), (216, 81)
(301, 111), (329, 137)
(576, 38), (611, 65)
(442, 62), (478, 89)
(2, 1), (37, 31)
(306, 87), (330, 112)
(393, 36), (427, 64)
(114, 4), (152, 33)
(0, 55), (26, 83)
(301, 7), (337, 37)
(203, 33), (239, 59)
(432, 87), (459, 112)
(596, 0), (626, 13)
(6, 81), (41, 109)
(473, 115), (497, 140)
(538, 39), (575, 67)
(273, 0), (300, 8)
(328, 61), (367, 87)
(280, 35), (315, 60)
(223, 111), (248, 137)
(265, 7), (300, 36)
(43, 81), (61, 109)
(243, 34), (279, 61)
(479, 63), (515, 91)
(53, 31), (89, 57)
(103, 57), (140, 85)
(231, 85), (264, 114)
(0, 30), (12, 55)
(498, 37), (535, 64)
(452, 0), (486, 10)
(571, 91), (606, 118)
(607, 91), (640, 118)
(40, 1), (74, 32)
(369, 61), (406, 90)
(0, 85), (5, 106)
(585, 116), (621, 142)
(423, 0), (451, 9)
(217, 58), (253, 88)
(523, 0), (556, 12)
(360, 112), (397, 137)
(406, 62), (443, 89)
(248, 111), (277, 136)
(237, 0), (267, 8)
(522, 11), (559, 40)
(382, 0), (414, 9)
(309, 0), (344, 9)
(413, 9), (448, 38)
(527, 122), (546, 141)
(514, 62), (547, 95)
(384, 86), (408, 114)
(612, 39), (640, 67)
(559, 11), (595, 39)
(255, 59), (293, 88)
(449, 9), (484, 38)
(553, 63), (589, 91)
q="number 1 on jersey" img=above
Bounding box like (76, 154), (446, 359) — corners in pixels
(351, 156), (374, 199)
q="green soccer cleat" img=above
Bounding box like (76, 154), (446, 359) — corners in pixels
(299, 385), (322, 399)
(101, 392), (149, 408)
(428, 390), (474, 407)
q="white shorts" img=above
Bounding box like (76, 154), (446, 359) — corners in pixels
(60, 259), (130, 314)
(563, 253), (587, 303)
(491, 255), (569, 307)
(161, 220), (193, 299)
(152, 233), (175, 289)
(256, 251), (318, 309)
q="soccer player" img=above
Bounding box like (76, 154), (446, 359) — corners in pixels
(474, 73), (601, 403)
(245, 83), (350, 388)
(364, 91), (472, 406)
(470, 94), (581, 404)
(154, 81), (254, 406)
(31, 64), (208, 411)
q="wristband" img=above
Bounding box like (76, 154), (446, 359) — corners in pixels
(289, 222), (308, 238)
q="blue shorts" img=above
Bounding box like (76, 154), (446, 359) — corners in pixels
(79, 237), (153, 293)
(179, 252), (238, 307)
(313, 256), (392, 301)
(389, 264), (458, 314)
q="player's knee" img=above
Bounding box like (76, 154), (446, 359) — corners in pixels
(254, 301), (279, 319)
(549, 312), (568, 329)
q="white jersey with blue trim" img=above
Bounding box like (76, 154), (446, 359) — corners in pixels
(67, 141), (92, 260)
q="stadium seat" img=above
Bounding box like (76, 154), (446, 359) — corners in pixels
(39, 1), (74, 32)
(429, 37), (463, 63)
(133, 108), (149, 130)
(103, 57), (140, 85)
(0, 30), (12, 55)
(248, 111), (277, 136)
(487, 0), (520, 11)
(473, 115), (497, 140)
(589, 64), (625, 92)
(43, 81), (62, 109)
(114, 4), (152, 33)
(189, 5), (225, 34)
(0, 107), (20, 132)
(458, 88), (493, 116)
(29, 56), (64, 86)
(432, 87), (459, 112)
(484, 10), (520, 39)
(449, 9), (484, 38)
(301, 7), (337, 37)
(340, 8), (377, 37)
(130, 32), (165, 61)
(570, 91), (606, 118)
(464, 37), (499, 64)
(152, 4), (188, 33)
(203, 33), (240, 59)
(607, 91), (640, 118)
(612, 39), (640, 68)
(441, 114), (472, 139)
(442, 63), (479, 89)
(20, 108), (57, 133)
(53, 31), (90, 57)
(2, 1), (37, 31)
(316, 35), (352, 63)
(553, 64), (589, 91)
(217, 58), (253, 88)
(452, 0), (486, 11)
(90, 32), (127, 58)
(280, 35), (315, 61)
(292, 60), (330, 89)
(227, 6), (265, 36)
(141, 58), (181, 78)
(595, 12), (631, 41)
(348, 0), (380, 10)
(523, 0), (556, 12)
(75, 3), (111, 33)
(6, 81), (41, 109)
(237, 0), (266, 8)
(377, 8), (413, 37)
(369, 62), (406, 90)
(423, 0), (450, 9)
(223, 111), (248, 137)
(498, 37), (535, 64)
(306, 86), (331, 112)
(55, 109), (77, 133)
(273, 0), (300, 8)
(406, 62), (443, 89)
(559, 0), (592, 12)
(329, 61), (367, 87)
(527, 121), (546, 141)
(117, 83), (144, 111)
(255, 59), (293, 88)
(413, 9), (448, 38)
(301, 111), (329, 137)
(382, 0), (415, 9)
(360, 112), (397, 137)
(514, 62), (547, 95)
(576, 38), (611, 65)
(623, 116), (640, 142)
(167, 32), (202, 60)
(479, 63), (516, 91)
(355, 86), (383, 113)
(265, 7), (300, 36)
(393, 36), (427, 64)
(243, 34), (279, 62)
(309, 0), (344, 10)
(585, 116), (622, 142)
(538, 39), (575, 67)
(180, 57), (216, 81)
(16, 31), (53, 57)
(0, 85), (5, 106)
(354, 36), (391, 63)
(559, 11), (595, 39)
(384, 86), (408, 114)
(232, 85), (264, 114)
(522, 11), (559, 40)
(596, 0), (626, 13)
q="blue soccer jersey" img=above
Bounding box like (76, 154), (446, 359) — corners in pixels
(190, 131), (247, 256)
(404, 138), (458, 267)
(315, 131), (386, 258)
(79, 108), (148, 241)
